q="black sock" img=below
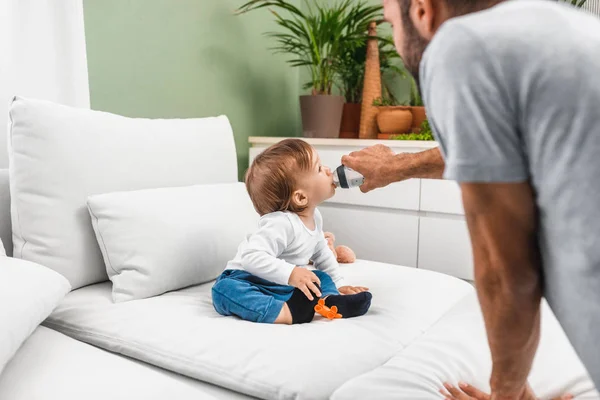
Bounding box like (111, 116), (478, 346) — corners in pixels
(325, 292), (372, 319)
(286, 287), (319, 324)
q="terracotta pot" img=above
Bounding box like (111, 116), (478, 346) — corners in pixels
(376, 106), (413, 134)
(300, 95), (344, 138)
(410, 106), (427, 131)
(339, 103), (361, 139)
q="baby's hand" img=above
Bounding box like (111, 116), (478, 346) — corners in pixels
(288, 267), (322, 300)
(338, 285), (369, 295)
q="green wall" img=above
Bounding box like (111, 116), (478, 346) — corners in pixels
(83, 0), (412, 178)
(83, 0), (301, 180)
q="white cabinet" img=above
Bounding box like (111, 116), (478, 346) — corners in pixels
(319, 204), (419, 268)
(249, 137), (474, 281)
(418, 217), (473, 280)
(420, 179), (464, 215)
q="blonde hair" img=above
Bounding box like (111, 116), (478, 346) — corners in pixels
(245, 139), (314, 216)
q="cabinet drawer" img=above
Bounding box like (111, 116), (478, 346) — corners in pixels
(319, 204), (418, 268)
(250, 146), (420, 211)
(418, 217), (473, 280)
(420, 179), (464, 215)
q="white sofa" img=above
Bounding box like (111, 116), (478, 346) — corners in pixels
(0, 98), (597, 400)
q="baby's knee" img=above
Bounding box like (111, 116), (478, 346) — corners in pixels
(312, 270), (339, 295)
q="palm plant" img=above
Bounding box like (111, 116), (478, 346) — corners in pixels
(237, 0), (382, 95)
(337, 33), (408, 104)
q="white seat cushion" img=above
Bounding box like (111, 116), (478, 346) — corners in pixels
(0, 326), (251, 400)
(331, 294), (599, 400)
(45, 261), (473, 399)
(8, 97), (237, 289)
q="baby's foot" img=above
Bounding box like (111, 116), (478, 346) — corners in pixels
(287, 287), (320, 324)
(325, 292), (372, 318)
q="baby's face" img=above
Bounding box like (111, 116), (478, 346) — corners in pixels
(298, 150), (336, 207)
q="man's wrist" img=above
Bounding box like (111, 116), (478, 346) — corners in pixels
(389, 153), (414, 183)
(490, 370), (529, 399)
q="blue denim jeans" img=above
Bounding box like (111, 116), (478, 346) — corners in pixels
(212, 269), (339, 323)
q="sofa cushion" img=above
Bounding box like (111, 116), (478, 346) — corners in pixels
(8, 97), (237, 289)
(87, 182), (258, 302)
(0, 170), (11, 257)
(331, 294), (599, 400)
(45, 261), (474, 399)
(0, 257), (71, 375)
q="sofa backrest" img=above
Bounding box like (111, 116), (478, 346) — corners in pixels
(8, 97), (239, 289)
(0, 169), (12, 256)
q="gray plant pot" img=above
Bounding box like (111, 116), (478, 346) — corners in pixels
(300, 95), (344, 138)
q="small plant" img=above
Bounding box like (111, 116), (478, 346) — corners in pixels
(419, 119), (433, 135)
(391, 119), (434, 141)
(390, 132), (434, 141)
(372, 97), (396, 107)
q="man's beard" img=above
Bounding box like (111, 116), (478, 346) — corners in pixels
(401, 19), (429, 92)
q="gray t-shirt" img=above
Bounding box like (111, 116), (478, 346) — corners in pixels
(421, 0), (600, 387)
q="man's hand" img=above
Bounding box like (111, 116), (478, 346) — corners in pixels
(341, 146), (445, 193)
(440, 382), (572, 400)
(338, 285), (369, 295)
(288, 267), (322, 300)
(341, 144), (398, 193)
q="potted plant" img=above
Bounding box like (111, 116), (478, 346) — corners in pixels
(337, 33), (406, 139)
(337, 43), (366, 138)
(237, 0), (381, 138)
(372, 95), (413, 139)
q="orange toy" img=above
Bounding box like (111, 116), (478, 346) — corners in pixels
(314, 299), (342, 320)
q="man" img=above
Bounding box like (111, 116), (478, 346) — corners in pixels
(342, 0), (600, 399)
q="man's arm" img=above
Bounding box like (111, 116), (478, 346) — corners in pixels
(341, 145), (445, 193)
(397, 147), (445, 180)
(461, 182), (542, 399)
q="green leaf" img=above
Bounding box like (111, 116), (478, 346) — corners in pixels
(236, 0), (387, 94)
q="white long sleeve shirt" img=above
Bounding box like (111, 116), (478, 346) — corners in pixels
(226, 209), (346, 287)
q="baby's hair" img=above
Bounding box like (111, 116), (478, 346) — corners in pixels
(245, 139), (314, 216)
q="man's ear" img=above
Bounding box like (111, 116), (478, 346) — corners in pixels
(411, 0), (437, 40)
(292, 189), (309, 209)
